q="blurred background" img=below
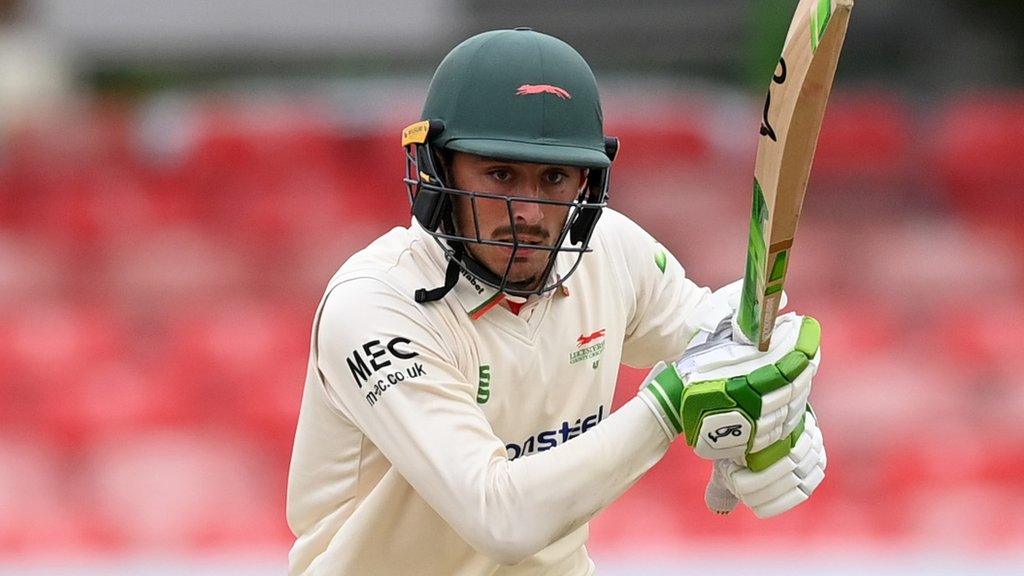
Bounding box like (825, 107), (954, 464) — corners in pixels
(1, 0), (1022, 574)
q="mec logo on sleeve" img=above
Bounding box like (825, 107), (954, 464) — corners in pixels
(346, 337), (419, 387)
(345, 337), (426, 407)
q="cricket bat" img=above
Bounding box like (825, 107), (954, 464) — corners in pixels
(737, 0), (854, 350)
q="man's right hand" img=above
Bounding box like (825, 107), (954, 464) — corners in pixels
(705, 408), (827, 518)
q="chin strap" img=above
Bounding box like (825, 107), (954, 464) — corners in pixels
(415, 258), (461, 303)
(415, 244), (464, 304)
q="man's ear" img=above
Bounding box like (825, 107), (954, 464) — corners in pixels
(577, 166), (593, 192)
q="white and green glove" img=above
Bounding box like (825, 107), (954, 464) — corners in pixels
(638, 281), (825, 518)
(705, 408), (826, 518)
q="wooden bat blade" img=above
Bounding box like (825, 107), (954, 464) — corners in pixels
(738, 0), (853, 350)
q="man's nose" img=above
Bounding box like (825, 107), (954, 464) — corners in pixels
(510, 182), (544, 225)
(510, 197), (544, 226)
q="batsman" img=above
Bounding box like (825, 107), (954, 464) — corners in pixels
(288, 2), (851, 574)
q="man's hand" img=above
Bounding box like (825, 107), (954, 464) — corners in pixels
(640, 311), (820, 469)
(636, 281), (825, 517)
(635, 278), (826, 517)
(705, 409), (826, 518)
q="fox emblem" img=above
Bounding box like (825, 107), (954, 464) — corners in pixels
(516, 84), (572, 100)
(576, 329), (606, 347)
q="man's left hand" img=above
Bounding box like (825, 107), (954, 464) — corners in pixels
(637, 279), (826, 518)
(641, 311), (820, 468)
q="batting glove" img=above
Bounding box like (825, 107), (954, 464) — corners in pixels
(705, 408), (826, 518)
(639, 310), (820, 466)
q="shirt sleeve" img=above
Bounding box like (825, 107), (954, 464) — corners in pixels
(315, 276), (672, 565)
(604, 210), (711, 368)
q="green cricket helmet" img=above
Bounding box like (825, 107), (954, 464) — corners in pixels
(402, 27), (619, 302)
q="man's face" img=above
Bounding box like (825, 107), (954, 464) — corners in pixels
(448, 152), (588, 292)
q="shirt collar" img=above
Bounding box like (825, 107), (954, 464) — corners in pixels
(411, 218), (570, 320)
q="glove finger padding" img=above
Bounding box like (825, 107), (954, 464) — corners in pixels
(706, 410), (826, 518)
(750, 352), (817, 454)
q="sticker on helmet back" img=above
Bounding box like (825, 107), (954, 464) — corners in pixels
(402, 121), (431, 147)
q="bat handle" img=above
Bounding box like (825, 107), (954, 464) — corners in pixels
(757, 289), (784, 351)
(733, 285), (780, 351)
(730, 312), (756, 347)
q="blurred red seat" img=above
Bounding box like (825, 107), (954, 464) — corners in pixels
(163, 102), (407, 249)
(0, 102), (145, 245)
(797, 295), (902, 360)
(185, 99), (340, 171)
(0, 235), (71, 310)
(933, 93), (1024, 232)
(588, 487), (684, 553)
(813, 92), (913, 180)
(1, 301), (126, 383)
(220, 166), (352, 249)
(0, 302), (141, 443)
(41, 359), (196, 447)
(97, 224), (257, 311)
(80, 430), (285, 551)
(936, 297), (1024, 364)
(605, 96), (713, 172)
(0, 436), (86, 554)
(332, 128), (416, 220)
(163, 300), (309, 427)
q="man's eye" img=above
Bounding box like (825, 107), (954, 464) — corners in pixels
(545, 171), (568, 185)
(489, 170), (512, 182)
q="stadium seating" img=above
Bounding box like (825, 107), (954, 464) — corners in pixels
(0, 92), (1021, 555)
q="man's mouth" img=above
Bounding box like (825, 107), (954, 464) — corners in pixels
(501, 245), (537, 258)
(498, 238), (547, 257)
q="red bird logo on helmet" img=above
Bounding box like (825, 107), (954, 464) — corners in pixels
(516, 84), (572, 100)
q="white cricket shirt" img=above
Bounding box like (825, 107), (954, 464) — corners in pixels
(287, 208), (709, 575)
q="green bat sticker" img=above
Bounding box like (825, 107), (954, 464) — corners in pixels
(738, 178), (769, 343)
(811, 0), (833, 51)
